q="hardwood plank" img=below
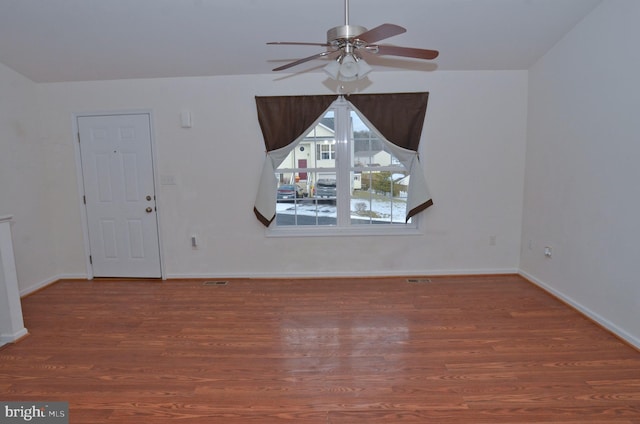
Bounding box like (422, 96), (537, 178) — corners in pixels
(1, 275), (639, 423)
(328, 407), (640, 423)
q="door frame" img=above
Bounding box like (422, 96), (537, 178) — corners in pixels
(72, 110), (165, 280)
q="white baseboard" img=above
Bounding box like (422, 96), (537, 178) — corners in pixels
(166, 268), (519, 280)
(519, 270), (640, 350)
(23, 269), (517, 289)
(20, 273), (87, 297)
(0, 327), (28, 347)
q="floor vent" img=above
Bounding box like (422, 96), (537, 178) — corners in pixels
(203, 280), (228, 286)
(407, 278), (432, 284)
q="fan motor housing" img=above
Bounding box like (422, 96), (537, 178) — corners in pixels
(327, 25), (368, 42)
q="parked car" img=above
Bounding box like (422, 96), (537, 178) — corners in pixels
(277, 184), (304, 201)
(315, 179), (337, 201)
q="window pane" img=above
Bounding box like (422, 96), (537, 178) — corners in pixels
(352, 171), (410, 224)
(352, 112), (399, 170)
(276, 171), (336, 226)
(304, 113), (336, 169)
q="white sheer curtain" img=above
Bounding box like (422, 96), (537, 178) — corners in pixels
(253, 113), (330, 226)
(351, 105), (432, 222)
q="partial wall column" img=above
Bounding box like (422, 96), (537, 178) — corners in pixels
(0, 215), (28, 346)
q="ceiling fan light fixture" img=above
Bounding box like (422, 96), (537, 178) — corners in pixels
(355, 57), (372, 78)
(323, 54), (371, 82)
(339, 54), (359, 79)
(323, 59), (341, 80)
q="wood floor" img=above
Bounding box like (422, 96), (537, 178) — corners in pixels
(1, 274), (639, 423)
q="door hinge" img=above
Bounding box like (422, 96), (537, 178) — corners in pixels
(78, 132), (81, 143)
(83, 195), (86, 204)
(89, 255), (92, 264)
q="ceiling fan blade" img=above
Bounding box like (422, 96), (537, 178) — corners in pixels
(272, 51), (337, 71)
(267, 41), (330, 47)
(373, 45), (439, 60)
(357, 23), (406, 44)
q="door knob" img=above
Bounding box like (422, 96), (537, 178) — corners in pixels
(146, 207), (153, 213)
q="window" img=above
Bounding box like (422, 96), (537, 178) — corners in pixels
(317, 142), (336, 160)
(253, 93), (432, 234)
(273, 98), (417, 233)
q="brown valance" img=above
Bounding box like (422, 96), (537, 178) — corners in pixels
(255, 92), (429, 152)
(255, 95), (337, 151)
(348, 92), (429, 152)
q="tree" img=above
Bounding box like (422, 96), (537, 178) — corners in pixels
(372, 171), (392, 195)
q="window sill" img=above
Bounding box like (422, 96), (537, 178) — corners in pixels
(265, 225), (422, 238)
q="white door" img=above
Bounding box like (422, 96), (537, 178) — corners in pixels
(78, 114), (161, 278)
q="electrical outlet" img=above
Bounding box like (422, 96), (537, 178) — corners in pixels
(544, 246), (552, 258)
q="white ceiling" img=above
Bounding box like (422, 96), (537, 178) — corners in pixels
(0, 0), (602, 83)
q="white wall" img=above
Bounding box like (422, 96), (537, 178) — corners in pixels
(34, 70), (527, 282)
(0, 63), (59, 293)
(3, 0), (637, 350)
(521, 0), (640, 346)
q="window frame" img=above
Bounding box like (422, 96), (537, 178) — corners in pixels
(267, 98), (421, 237)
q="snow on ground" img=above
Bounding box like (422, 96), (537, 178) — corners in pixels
(276, 197), (407, 223)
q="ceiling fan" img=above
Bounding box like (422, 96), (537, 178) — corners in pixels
(268, 0), (439, 81)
